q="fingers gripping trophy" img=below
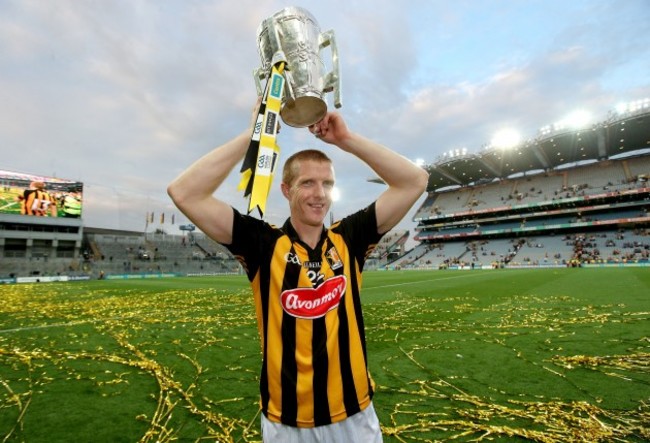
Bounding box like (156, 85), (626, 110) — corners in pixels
(240, 6), (342, 217)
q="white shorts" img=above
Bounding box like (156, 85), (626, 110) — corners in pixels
(260, 402), (383, 443)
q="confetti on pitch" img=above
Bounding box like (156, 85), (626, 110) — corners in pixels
(1, 283), (648, 442)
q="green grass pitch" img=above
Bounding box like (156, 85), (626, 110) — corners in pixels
(1, 268), (648, 442)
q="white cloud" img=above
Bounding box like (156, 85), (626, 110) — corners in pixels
(0, 0), (648, 237)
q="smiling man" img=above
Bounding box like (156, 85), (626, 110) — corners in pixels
(167, 99), (428, 442)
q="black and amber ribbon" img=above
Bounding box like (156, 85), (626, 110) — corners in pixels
(239, 62), (285, 217)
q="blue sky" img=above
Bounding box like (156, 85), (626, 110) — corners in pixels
(1, 0), (648, 238)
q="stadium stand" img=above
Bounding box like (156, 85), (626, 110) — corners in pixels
(2, 101), (648, 281)
(0, 222), (242, 281)
(0, 213), (86, 281)
(389, 102), (650, 270)
(365, 229), (409, 269)
(83, 228), (241, 278)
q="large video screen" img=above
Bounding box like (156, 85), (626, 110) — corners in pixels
(0, 169), (84, 219)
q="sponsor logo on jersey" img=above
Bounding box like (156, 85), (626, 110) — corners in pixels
(281, 275), (347, 319)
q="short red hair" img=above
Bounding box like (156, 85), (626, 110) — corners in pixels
(282, 149), (332, 186)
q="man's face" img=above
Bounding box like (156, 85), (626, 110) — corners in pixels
(283, 159), (335, 227)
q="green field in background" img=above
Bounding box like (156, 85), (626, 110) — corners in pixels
(1, 268), (648, 442)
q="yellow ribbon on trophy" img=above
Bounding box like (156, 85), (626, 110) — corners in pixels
(239, 62), (285, 218)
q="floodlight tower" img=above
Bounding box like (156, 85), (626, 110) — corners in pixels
(491, 129), (521, 149)
(330, 186), (341, 226)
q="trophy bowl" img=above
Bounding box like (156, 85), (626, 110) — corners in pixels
(254, 6), (341, 127)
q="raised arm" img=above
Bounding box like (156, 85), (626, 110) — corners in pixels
(310, 113), (429, 234)
(167, 100), (260, 245)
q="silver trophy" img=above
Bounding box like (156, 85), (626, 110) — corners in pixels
(254, 6), (341, 128)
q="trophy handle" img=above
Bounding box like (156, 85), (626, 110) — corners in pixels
(319, 29), (342, 109)
(253, 66), (265, 96)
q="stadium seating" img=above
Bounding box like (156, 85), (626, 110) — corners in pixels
(84, 231), (241, 278)
(2, 107), (648, 280)
(366, 230), (409, 269)
(402, 161), (649, 269)
(0, 228), (242, 280)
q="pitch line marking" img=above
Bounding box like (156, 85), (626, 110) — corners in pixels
(364, 271), (487, 291)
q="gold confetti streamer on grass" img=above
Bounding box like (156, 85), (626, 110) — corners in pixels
(552, 353), (650, 373)
(369, 291), (649, 443)
(0, 284), (260, 442)
(1, 279), (649, 442)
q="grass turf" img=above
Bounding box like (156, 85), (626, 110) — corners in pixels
(0, 268), (648, 442)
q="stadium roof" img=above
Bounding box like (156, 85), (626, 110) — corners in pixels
(423, 106), (650, 191)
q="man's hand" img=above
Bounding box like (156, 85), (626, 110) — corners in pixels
(308, 112), (350, 149)
(249, 96), (263, 132)
(308, 112), (429, 235)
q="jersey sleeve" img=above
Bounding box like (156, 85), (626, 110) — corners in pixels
(334, 202), (384, 270)
(222, 208), (273, 281)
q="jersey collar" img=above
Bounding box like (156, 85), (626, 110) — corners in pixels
(282, 218), (328, 252)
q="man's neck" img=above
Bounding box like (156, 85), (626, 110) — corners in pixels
(289, 218), (324, 250)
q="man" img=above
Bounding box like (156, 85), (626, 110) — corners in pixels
(167, 99), (428, 442)
(19, 181), (57, 217)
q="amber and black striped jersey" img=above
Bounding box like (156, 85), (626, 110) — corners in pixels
(21, 189), (56, 216)
(224, 202), (383, 428)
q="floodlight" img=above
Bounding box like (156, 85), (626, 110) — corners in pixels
(614, 98), (649, 115)
(491, 129), (521, 149)
(331, 186), (341, 202)
(564, 110), (592, 129)
(630, 98), (650, 111)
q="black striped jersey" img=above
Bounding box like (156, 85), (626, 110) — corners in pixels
(21, 189), (56, 216)
(224, 202), (383, 428)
